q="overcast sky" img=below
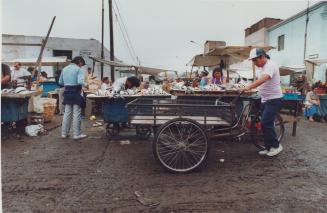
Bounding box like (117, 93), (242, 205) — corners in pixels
(1, 0), (320, 71)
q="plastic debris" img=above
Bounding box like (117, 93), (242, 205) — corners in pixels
(219, 159), (225, 163)
(134, 191), (160, 207)
(25, 124), (44, 136)
(89, 115), (96, 121)
(120, 140), (130, 145)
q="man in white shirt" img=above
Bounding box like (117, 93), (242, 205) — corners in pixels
(11, 62), (31, 87)
(241, 48), (283, 157)
(112, 76), (140, 93)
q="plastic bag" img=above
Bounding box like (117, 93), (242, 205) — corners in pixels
(28, 95), (44, 113)
(25, 124), (44, 136)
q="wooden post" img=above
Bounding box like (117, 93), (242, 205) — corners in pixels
(32, 16), (56, 78)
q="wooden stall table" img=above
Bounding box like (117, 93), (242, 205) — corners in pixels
(280, 95), (304, 136)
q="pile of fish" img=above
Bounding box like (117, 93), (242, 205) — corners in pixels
(92, 87), (169, 97)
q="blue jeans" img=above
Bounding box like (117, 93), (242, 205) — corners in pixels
(260, 98), (283, 150)
(61, 104), (82, 136)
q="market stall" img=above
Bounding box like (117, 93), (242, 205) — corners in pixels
(1, 90), (41, 134)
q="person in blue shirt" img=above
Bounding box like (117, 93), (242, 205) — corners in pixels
(199, 70), (209, 87)
(59, 56), (87, 140)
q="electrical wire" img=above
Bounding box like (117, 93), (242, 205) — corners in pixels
(113, 9), (137, 64)
(112, 0), (139, 64)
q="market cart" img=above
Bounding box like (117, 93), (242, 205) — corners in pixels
(127, 93), (285, 173)
(86, 94), (171, 138)
(1, 91), (39, 135)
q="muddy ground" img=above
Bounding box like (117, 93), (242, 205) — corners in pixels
(2, 118), (327, 213)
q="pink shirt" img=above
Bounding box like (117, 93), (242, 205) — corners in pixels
(256, 60), (283, 103)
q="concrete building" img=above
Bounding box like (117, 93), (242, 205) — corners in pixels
(2, 34), (122, 79)
(244, 18), (282, 46)
(245, 1), (327, 68)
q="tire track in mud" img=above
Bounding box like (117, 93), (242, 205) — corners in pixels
(53, 140), (114, 210)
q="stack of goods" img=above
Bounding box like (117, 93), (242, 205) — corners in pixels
(171, 80), (252, 93)
(42, 98), (57, 122)
(135, 88), (170, 96)
(90, 86), (170, 97)
(88, 79), (101, 93)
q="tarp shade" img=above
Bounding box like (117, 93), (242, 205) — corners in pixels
(187, 55), (221, 67)
(188, 46), (274, 67)
(89, 56), (176, 76)
(3, 56), (69, 66)
(206, 46), (274, 65)
(279, 66), (305, 76)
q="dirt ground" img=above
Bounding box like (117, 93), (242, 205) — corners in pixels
(2, 118), (327, 213)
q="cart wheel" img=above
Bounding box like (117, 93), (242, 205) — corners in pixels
(153, 118), (209, 173)
(253, 114), (284, 150)
(136, 125), (151, 140)
(106, 123), (120, 137)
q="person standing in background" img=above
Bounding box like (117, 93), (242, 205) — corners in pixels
(1, 63), (11, 89)
(59, 56), (87, 140)
(11, 62), (31, 88)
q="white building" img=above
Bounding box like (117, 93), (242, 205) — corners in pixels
(245, 1), (327, 68)
(2, 34), (122, 79)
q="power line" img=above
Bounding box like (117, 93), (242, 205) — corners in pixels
(113, 7), (137, 64)
(113, 0), (138, 63)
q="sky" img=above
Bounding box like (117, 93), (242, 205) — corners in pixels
(1, 0), (320, 72)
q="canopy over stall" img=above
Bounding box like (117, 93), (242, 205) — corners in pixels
(305, 59), (327, 84)
(188, 46), (274, 81)
(3, 56), (69, 67)
(279, 66), (305, 76)
(89, 56), (177, 77)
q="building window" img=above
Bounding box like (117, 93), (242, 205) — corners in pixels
(53, 50), (73, 59)
(278, 35), (285, 51)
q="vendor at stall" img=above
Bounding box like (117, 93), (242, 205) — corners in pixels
(1, 63), (11, 89)
(304, 85), (321, 122)
(101, 77), (112, 91)
(11, 62), (31, 88)
(112, 76), (140, 93)
(199, 70), (209, 87)
(39, 71), (48, 82)
(211, 67), (226, 85)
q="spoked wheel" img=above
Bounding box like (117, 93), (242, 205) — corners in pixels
(106, 122), (120, 137)
(253, 114), (285, 150)
(153, 118), (209, 173)
(136, 125), (152, 140)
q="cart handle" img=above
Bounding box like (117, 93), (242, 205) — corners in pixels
(230, 91), (245, 105)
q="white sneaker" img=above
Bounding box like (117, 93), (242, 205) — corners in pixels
(73, 134), (88, 140)
(258, 149), (269, 155)
(266, 145), (283, 157)
(61, 135), (69, 139)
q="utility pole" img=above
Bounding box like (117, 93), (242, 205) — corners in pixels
(109, 0), (115, 81)
(101, 0), (104, 79)
(303, 1), (309, 60)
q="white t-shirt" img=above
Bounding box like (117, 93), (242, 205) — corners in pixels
(255, 60), (283, 103)
(112, 77), (127, 92)
(11, 68), (31, 85)
(101, 83), (111, 91)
